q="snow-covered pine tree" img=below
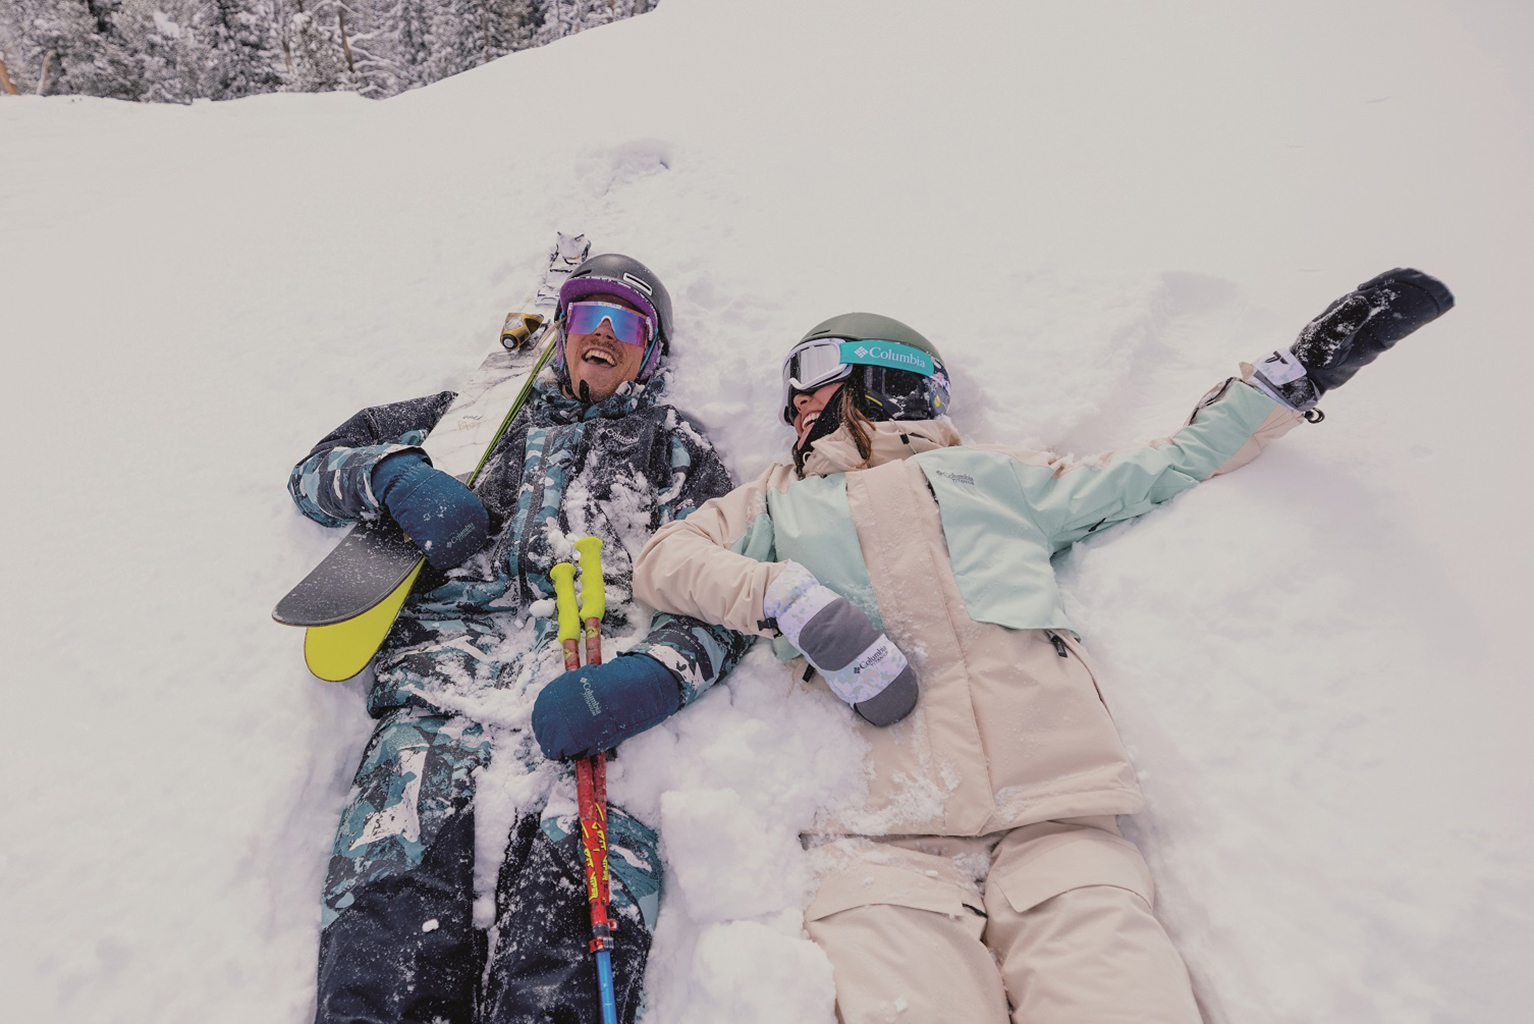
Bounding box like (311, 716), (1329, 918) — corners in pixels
(201, 0), (285, 100)
(343, 0), (437, 97)
(111, 1), (201, 103)
(0, 5), (25, 91)
(2, 0), (146, 98)
(534, 0), (654, 47)
(420, 0), (544, 87)
(494, 0), (544, 56)
(423, 0), (487, 84)
(0, 0), (654, 100)
(282, 0), (354, 92)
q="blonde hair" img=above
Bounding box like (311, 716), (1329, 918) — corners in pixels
(838, 386), (875, 463)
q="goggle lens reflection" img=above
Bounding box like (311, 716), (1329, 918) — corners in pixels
(565, 301), (653, 347)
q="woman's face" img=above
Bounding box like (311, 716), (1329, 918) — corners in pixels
(791, 381), (844, 445)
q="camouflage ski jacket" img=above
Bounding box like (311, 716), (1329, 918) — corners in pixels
(292, 374), (751, 932)
(289, 376), (753, 721)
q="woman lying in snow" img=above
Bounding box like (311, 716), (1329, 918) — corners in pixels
(535, 268), (1453, 1023)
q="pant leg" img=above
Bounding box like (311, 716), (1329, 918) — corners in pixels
(481, 813), (653, 1024)
(982, 818), (1202, 1024)
(802, 836), (1010, 1024)
(315, 712), (491, 1024)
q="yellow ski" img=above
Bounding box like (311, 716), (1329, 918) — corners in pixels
(303, 564), (423, 681)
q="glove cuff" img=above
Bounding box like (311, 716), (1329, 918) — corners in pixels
(371, 450), (431, 505)
(1249, 349), (1320, 411)
(763, 561), (839, 645)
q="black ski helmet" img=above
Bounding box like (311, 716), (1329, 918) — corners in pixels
(556, 253), (674, 380)
(784, 312), (950, 424)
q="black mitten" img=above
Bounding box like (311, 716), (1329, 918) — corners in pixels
(1251, 268), (1454, 411)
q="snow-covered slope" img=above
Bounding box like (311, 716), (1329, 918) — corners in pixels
(3, 1), (1531, 1021)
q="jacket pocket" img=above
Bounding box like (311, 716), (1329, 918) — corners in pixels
(1045, 630), (1112, 715)
(807, 862), (988, 941)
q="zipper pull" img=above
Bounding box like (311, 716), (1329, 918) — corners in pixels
(1047, 632), (1069, 658)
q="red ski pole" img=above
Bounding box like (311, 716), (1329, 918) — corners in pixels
(551, 539), (618, 1024)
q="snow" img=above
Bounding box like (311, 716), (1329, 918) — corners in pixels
(3, 0), (1531, 1021)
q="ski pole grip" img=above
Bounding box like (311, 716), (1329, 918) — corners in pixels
(574, 537), (606, 623)
(551, 562), (580, 644)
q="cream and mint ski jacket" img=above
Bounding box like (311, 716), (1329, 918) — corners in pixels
(635, 374), (1303, 837)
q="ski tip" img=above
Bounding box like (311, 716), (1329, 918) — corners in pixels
(301, 565), (423, 680)
(556, 232), (591, 262)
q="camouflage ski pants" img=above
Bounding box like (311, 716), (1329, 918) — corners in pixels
(314, 711), (655, 1024)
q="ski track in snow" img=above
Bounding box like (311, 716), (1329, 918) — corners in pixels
(4, 1), (1532, 1022)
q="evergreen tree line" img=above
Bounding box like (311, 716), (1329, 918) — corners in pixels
(0, 0), (657, 101)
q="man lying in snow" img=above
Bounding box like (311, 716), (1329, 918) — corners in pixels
(287, 253), (751, 1024)
(605, 269), (1455, 1024)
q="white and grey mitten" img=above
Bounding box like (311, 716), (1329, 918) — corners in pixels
(763, 561), (918, 726)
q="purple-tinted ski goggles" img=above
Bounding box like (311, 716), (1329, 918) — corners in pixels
(563, 301), (656, 348)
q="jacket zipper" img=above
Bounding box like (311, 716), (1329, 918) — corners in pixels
(1046, 630), (1112, 715)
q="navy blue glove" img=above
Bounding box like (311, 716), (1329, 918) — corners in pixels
(532, 654), (684, 760)
(371, 452), (489, 570)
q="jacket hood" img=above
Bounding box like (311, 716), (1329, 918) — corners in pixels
(800, 417), (962, 476)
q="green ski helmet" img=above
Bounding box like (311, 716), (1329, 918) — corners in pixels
(781, 312), (951, 425)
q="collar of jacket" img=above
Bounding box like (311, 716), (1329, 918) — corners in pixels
(800, 417), (962, 476)
(533, 370), (666, 424)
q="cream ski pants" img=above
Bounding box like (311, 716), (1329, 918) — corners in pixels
(804, 818), (1203, 1024)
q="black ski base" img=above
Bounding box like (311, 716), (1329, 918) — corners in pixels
(273, 517), (421, 627)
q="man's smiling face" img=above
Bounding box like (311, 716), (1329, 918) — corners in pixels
(563, 292), (649, 401)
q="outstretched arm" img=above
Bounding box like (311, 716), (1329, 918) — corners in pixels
(984, 376), (1303, 553)
(980, 269), (1454, 554)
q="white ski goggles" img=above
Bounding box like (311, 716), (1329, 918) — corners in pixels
(781, 338), (936, 423)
